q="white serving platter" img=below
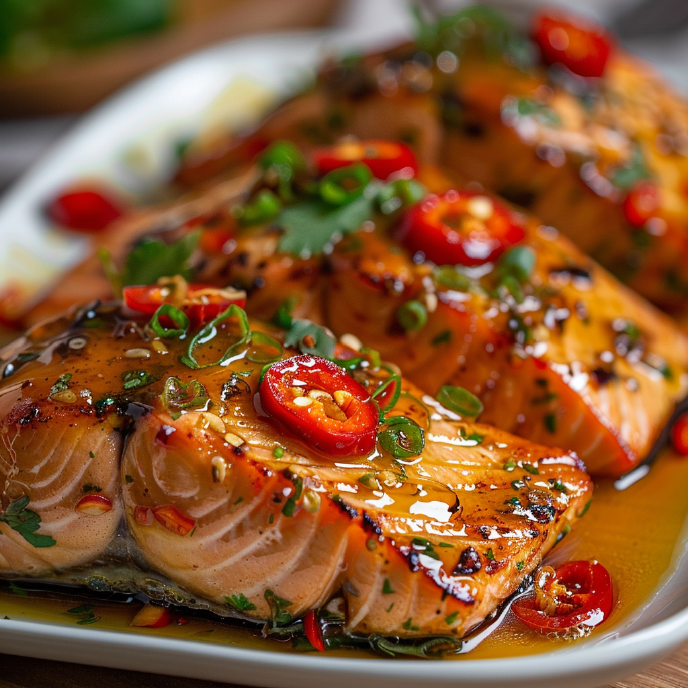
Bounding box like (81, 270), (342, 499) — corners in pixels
(1, 25), (688, 688)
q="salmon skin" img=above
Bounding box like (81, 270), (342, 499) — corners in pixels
(0, 302), (591, 646)
(174, 7), (688, 318)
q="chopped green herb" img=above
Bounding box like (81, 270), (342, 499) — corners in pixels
(283, 319), (336, 360)
(402, 617), (419, 632)
(552, 480), (568, 493)
(0, 496), (55, 548)
(8, 582), (27, 596)
(445, 611), (459, 625)
(439, 542), (454, 548)
(88, 451), (95, 459)
(268, 513), (274, 525)
(82, 483), (101, 493)
(511, 479), (525, 491)
(523, 463), (539, 475)
(50, 373), (72, 395)
(273, 446), (284, 459)
(503, 461), (517, 472)
(505, 497), (521, 506)
(273, 296), (298, 329)
(276, 193), (375, 258)
(98, 231), (200, 295)
(282, 477), (303, 517)
(264, 589), (293, 625)
(386, 603), (395, 613)
(382, 579), (395, 595)
(433, 265), (471, 291)
(432, 330), (452, 346)
(486, 548), (495, 562)
(544, 412), (557, 433)
(125, 475), (134, 484)
(234, 496), (244, 505)
(358, 472), (377, 489)
(411, 537), (440, 560)
(225, 593), (257, 612)
(122, 370), (155, 391)
(66, 604), (100, 625)
(516, 561), (525, 572)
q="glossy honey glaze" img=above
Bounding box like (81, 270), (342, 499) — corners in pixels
(1, 447), (687, 659)
(0, 303), (685, 658)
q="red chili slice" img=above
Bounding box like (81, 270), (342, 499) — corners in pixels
(623, 182), (660, 227)
(259, 355), (379, 456)
(397, 190), (525, 266)
(47, 186), (125, 233)
(671, 413), (688, 455)
(313, 140), (418, 180)
(123, 283), (245, 327)
(512, 560), (613, 633)
(533, 12), (614, 78)
(304, 610), (326, 652)
(152, 505), (196, 536)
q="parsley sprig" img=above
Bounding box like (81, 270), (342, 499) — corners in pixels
(0, 496), (56, 548)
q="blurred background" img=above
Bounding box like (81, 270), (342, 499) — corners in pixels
(1, 0), (687, 195)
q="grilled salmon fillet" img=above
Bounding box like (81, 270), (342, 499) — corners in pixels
(30, 150), (687, 477)
(0, 302), (591, 638)
(174, 7), (688, 318)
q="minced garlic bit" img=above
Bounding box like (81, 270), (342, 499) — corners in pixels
(293, 396), (313, 407)
(423, 292), (438, 313)
(51, 390), (77, 404)
(211, 456), (227, 483)
(224, 432), (244, 447)
(197, 412), (225, 435)
(125, 348), (151, 359)
(151, 341), (168, 354)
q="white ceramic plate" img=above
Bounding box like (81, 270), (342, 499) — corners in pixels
(1, 27), (688, 688)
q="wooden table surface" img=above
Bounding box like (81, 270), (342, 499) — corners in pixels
(2, 643), (687, 688)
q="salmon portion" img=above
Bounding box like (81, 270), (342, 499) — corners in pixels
(173, 13), (688, 318)
(0, 303), (591, 638)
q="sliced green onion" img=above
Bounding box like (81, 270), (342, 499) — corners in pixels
(433, 265), (471, 291)
(258, 141), (306, 172)
(235, 189), (282, 227)
(149, 304), (189, 338)
(376, 179), (427, 214)
(498, 246), (536, 282)
(361, 346), (381, 369)
(180, 304), (250, 370)
(246, 331), (283, 364)
(378, 416), (425, 459)
(319, 163), (372, 207)
(161, 376), (208, 411)
(273, 296), (298, 329)
(397, 300), (427, 332)
(436, 385), (483, 417)
(372, 374), (402, 414)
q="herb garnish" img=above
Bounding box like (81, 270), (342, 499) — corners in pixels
(50, 373), (72, 395)
(122, 370), (155, 391)
(0, 496), (55, 548)
(148, 304), (189, 339)
(283, 320), (336, 360)
(225, 593), (257, 612)
(264, 589), (293, 626)
(161, 377), (209, 411)
(66, 604), (100, 625)
(98, 231), (200, 296)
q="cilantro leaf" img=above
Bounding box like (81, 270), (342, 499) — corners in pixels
(225, 593), (257, 612)
(276, 194), (374, 258)
(99, 230), (200, 295)
(283, 320), (336, 359)
(1, 496), (56, 548)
